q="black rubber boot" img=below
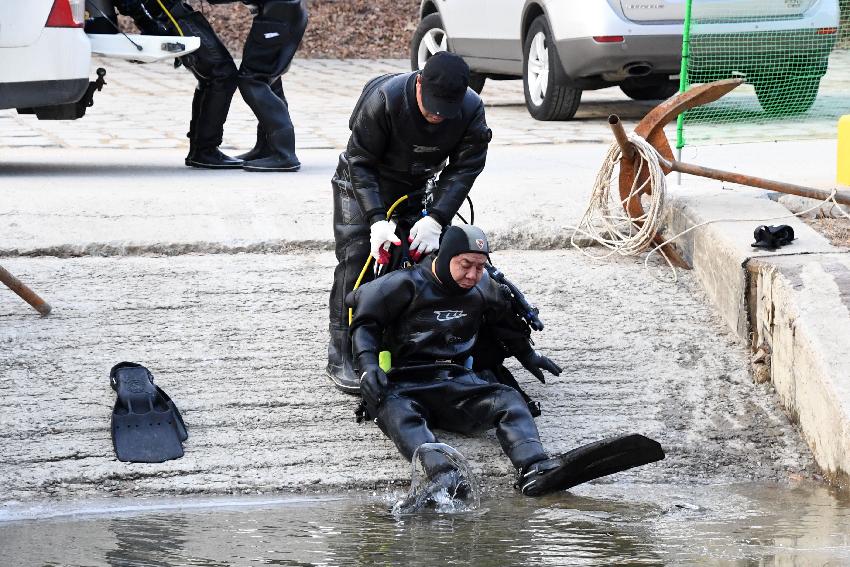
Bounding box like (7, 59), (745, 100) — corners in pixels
(242, 126), (300, 172)
(326, 327), (360, 394)
(185, 82), (241, 169)
(421, 448), (470, 500)
(394, 444), (473, 513)
(186, 147), (244, 169)
(237, 124), (269, 161)
(236, 79), (284, 161)
(184, 87), (203, 163)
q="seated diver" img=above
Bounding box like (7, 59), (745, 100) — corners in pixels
(347, 225), (664, 498)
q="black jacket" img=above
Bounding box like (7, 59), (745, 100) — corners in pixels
(339, 72), (491, 226)
(348, 260), (532, 369)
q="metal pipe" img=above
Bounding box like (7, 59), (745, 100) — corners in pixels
(607, 115), (634, 159)
(608, 112), (848, 206)
(656, 156), (850, 207)
(0, 265), (52, 316)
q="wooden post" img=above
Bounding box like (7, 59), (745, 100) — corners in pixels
(0, 264), (52, 315)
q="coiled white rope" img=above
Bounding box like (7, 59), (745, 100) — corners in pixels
(569, 134), (675, 269)
(570, 133), (850, 283)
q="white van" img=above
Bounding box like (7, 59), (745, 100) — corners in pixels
(411, 0), (840, 120)
(0, 0), (198, 119)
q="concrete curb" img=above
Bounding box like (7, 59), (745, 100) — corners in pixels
(0, 229), (593, 259)
(666, 184), (850, 486)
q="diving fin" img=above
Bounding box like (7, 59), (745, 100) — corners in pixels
(110, 362), (188, 463)
(518, 433), (664, 497)
(151, 382), (188, 442)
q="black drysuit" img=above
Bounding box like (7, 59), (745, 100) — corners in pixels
(329, 73), (492, 374)
(347, 262), (547, 471)
(237, 0), (308, 166)
(115, 0), (238, 155)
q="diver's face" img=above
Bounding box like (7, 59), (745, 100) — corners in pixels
(415, 75), (446, 125)
(450, 253), (487, 289)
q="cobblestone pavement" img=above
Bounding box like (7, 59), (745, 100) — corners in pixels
(1, 52), (848, 152)
(0, 58), (658, 152)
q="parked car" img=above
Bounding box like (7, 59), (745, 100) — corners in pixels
(411, 0), (840, 120)
(0, 0), (198, 120)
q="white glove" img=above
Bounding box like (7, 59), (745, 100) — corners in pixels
(408, 215), (442, 260)
(370, 220), (401, 264)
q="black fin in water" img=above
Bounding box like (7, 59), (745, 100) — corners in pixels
(110, 362), (187, 463)
(519, 433), (664, 496)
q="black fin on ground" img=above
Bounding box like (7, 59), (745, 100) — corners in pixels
(110, 362), (187, 463)
(152, 384), (188, 442)
(520, 433), (664, 496)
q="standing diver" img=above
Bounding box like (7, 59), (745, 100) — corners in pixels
(347, 225), (665, 498)
(236, 0), (308, 172)
(328, 51), (492, 392)
(114, 0), (241, 169)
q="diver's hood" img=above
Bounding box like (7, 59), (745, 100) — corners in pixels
(434, 225), (490, 295)
(439, 225), (490, 258)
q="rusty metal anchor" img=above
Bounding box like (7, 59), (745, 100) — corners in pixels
(0, 265), (52, 316)
(608, 78), (850, 268)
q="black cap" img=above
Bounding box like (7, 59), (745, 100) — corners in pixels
(420, 51), (469, 119)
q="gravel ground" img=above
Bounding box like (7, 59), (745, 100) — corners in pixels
(0, 250), (815, 504)
(803, 217), (850, 248)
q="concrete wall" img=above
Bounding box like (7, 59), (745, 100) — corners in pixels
(665, 184), (850, 486)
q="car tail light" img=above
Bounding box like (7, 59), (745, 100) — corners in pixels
(593, 36), (625, 43)
(816, 27), (838, 35)
(45, 0), (85, 28)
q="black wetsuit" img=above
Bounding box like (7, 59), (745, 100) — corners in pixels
(347, 260), (547, 471)
(114, 0), (238, 160)
(237, 0), (308, 168)
(329, 73), (492, 378)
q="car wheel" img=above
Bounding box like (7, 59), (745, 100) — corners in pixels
(522, 16), (581, 121)
(754, 76), (820, 116)
(410, 13), (486, 94)
(620, 80), (678, 101)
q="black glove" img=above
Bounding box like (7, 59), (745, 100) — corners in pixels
(359, 366), (389, 418)
(517, 351), (562, 383)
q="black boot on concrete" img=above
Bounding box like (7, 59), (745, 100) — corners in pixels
(186, 147), (244, 169)
(185, 85), (241, 169)
(237, 125), (271, 161)
(242, 127), (300, 172)
(326, 327), (360, 394)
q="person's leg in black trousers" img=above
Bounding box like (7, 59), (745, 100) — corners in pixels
(327, 167), (370, 392)
(237, 0), (308, 172)
(177, 10), (241, 169)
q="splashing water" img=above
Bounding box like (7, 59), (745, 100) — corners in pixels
(392, 443), (481, 515)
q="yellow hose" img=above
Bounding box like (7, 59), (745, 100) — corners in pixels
(155, 0), (184, 36)
(348, 194), (409, 325)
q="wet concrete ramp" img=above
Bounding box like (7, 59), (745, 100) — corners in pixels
(0, 250), (814, 501)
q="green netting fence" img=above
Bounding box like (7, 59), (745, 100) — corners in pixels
(678, 0), (850, 147)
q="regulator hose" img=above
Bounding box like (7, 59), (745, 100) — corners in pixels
(348, 194), (409, 325)
(155, 0), (184, 35)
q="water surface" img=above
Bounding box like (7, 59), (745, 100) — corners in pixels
(2, 481), (849, 566)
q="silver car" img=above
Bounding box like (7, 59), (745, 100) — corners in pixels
(411, 0), (840, 120)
